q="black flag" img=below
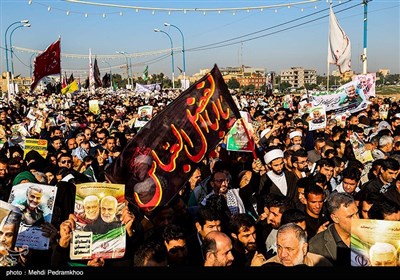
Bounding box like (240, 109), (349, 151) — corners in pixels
(94, 58), (102, 88)
(68, 73), (74, 84)
(105, 64), (241, 215)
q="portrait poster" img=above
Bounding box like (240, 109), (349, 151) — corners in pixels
(351, 219), (400, 267)
(307, 105), (327, 131)
(89, 99), (100, 115)
(349, 132), (373, 164)
(352, 73), (376, 99)
(0, 201), (23, 267)
(134, 105), (153, 128)
(226, 111), (254, 152)
(379, 104), (389, 120)
(8, 182), (57, 250)
(70, 182), (126, 260)
(297, 100), (312, 116)
(333, 112), (350, 128)
(11, 123), (30, 138)
(282, 94), (293, 109)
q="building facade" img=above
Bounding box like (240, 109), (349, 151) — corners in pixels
(191, 66), (267, 89)
(280, 67), (317, 88)
(0, 72), (32, 97)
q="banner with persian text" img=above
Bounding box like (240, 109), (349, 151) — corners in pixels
(311, 80), (368, 115)
(105, 64), (241, 213)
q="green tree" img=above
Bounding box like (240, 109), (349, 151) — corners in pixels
(112, 74), (125, 89)
(317, 75), (326, 87)
(305, 83), (319, 90)
(241, 84), (255, 92)
(227, 78), (240, 89)
(280, 82), (292, 92)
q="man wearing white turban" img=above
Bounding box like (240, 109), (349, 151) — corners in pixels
(256, 146), (299, 213)
(289, 130), (303, 146)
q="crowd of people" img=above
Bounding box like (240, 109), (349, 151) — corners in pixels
(0, 85), (399, 270)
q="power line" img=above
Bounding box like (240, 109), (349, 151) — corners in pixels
(188, 1), (358, 52)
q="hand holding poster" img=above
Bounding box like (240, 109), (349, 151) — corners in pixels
(8, 183), (57, 250)
(71, 182), (126, 260)
(134, 105), (153, 128)
(349, 132), (373, 164)
(307, 105), (327, 131)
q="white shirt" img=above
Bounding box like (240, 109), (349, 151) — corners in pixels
(267, 171), (288, 196)
(266, 229), (278, 254)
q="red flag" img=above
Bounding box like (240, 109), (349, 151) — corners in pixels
(62, 72), (67, 89)
(105, 64), (241, 214)
(30, 39), (61, 92)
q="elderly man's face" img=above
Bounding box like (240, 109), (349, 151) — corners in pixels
(100, 199), (117, 223)
(27, 189), (42, 210)
(0, 223), (17, 249)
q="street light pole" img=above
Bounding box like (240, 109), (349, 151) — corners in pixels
(10, 23), (31, 76)
(164, 22), (186, 89)
(4, 19), (29, 103)
(154, 29), (175, 89)
(5, 20), (29, 72)
(116, 51), (130, 89)
(8, 22), (31, 101)
(102, 60), (112, 89)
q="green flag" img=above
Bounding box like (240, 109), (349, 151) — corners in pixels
(142, 65), (148, 81)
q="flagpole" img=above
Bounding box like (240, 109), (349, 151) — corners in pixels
(58, 36), (62, 91)
(240, 118), (258, 160)
(361, 0), (369, 74)
(327, 3), (331, 91)
(327, 63), (330, 92)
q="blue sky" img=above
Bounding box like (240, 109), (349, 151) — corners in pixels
(1, 0), (399, 80)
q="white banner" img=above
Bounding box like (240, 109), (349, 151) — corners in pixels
(311, 80), (367, 115)
(134, 83), (161, 93)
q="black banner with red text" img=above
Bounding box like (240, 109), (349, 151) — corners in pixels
(105, 64), (240, 213)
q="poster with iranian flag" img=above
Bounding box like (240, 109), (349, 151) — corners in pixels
(70, 182), (126, 260)
(226, 111), (254, 152)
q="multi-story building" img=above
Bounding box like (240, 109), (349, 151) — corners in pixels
(280, 67), (317, 88)
(332, 69), (354, 82)
(0, 72), (32, 97)
(191, 66), (266, 89)
(378, 69), (390, 76)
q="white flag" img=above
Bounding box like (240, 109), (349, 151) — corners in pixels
(89, 48), (95, 93)
(328, 6), (351, 74)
